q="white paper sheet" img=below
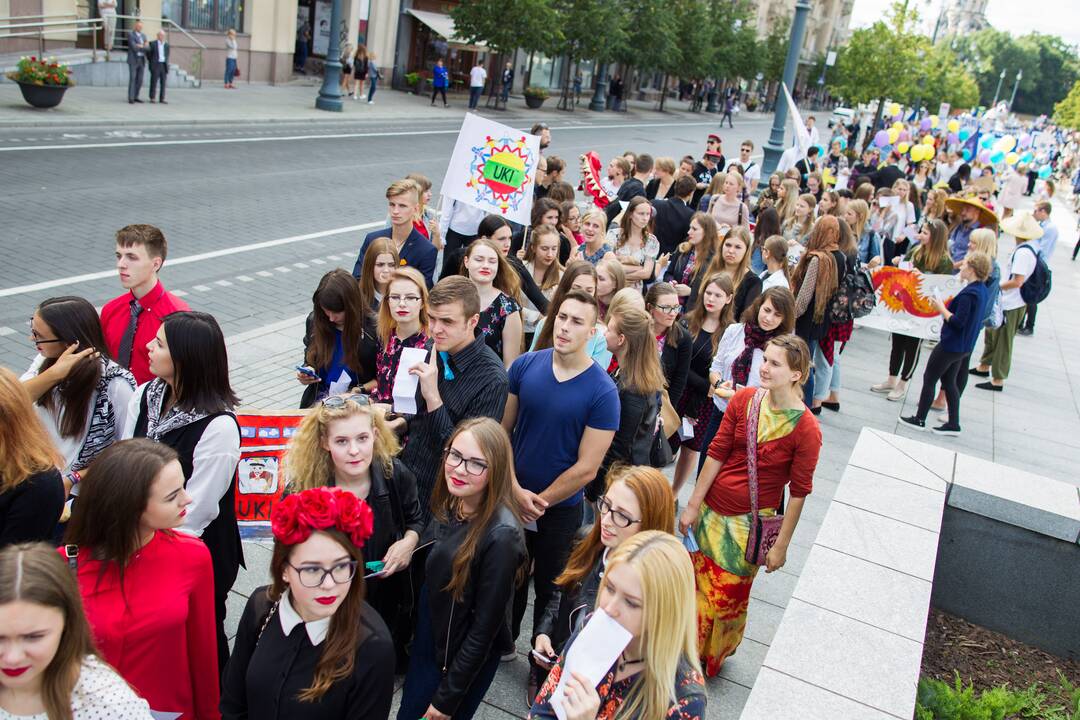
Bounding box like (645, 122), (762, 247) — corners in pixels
(327, 368), (351, 396)
(679, 416), (695, 441)
(879, 195), (901, 208)
(392, 347), (429, 415)
(549, 608), (632, 720)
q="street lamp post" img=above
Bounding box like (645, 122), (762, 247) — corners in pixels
(1008, 69), (1022, 110)
(315, 0), (344, 111)
(759, 0), (811, 189)
(990, 68), (1005, 108)
(589, 62), (608, 112)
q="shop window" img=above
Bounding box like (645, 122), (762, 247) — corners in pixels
(172, 0), (244, 32)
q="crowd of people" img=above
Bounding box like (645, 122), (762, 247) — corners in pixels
(0, 105), (1071, 720)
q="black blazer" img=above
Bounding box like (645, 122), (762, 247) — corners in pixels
(645, 177), (675, 200)
(652, 197), (695, 255)
(148, 40), (169, 68)
(661, 327), (693, 408)
(733, 272), (763, 321)
(604, 177), (646, 224)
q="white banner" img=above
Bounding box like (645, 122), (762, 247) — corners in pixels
(855, 268), (966, 341)
(782, 82), (812, 155)
(439, 113), (541, 226)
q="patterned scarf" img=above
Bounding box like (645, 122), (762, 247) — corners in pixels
(143, 378), (210, 442)
(731, 323), (781, 387)
(73, 360), (136, 471)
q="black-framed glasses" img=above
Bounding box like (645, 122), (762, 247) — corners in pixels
(387, 294), (422, 305)
(596, 496), (640, 529)
(287, 560), (358, 588)
(653, 304), (681, 315)
(444, 447), (489, 476)
(321, 393), (370, 409)
(29, 321), (65, 345)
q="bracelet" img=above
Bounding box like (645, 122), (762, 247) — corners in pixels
(68, 470), (82, 486)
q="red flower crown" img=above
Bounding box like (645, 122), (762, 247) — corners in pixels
(271, 487), (374, 549)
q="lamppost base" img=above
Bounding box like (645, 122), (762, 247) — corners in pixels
(760, 143), (785, 190)
(315, 95), (344, 112)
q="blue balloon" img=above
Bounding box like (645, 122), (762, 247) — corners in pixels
(989, 151), (1005, 164)
(1038, 164), (1052, 179)
(959, 129), (972, 141)
(1020, 151), (1034, 163)
(979, 135), (995, 149)
(962, 149), (972, 161)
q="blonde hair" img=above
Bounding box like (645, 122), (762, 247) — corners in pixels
(847, 199), (870, 239)
(285, 397), (400, 491)
(705, 225), (752, 287)
(654, 156), (676, 175)
(607, 307), (666, 394)
(386, 178), (419, 203)
(776, 179), (801, 224)
(964, 250), (992, 282)
(606, 286), (645, 321)
(0, 368), (61, 493)
(377, 267), (429, 345)
(596, 256), (626, 305)
(599, 531), (699, 720)
(968, 228), (998, 259)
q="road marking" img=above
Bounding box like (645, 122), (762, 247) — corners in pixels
(193, 284), (211, 292)
(172, 289), (189, 297)
(256, 271), (274, 278)
(236, 275), (254, 282)
(292, 262), (309, 269)
(0, 119), (756, 153)
(215, 279), (233, 286)
(310, 258), (326, 264)
(274, 266), (292, 273)
(0, 326), (15, 336)
(0, 222), (380, 297)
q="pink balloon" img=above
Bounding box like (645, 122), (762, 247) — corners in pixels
(978, 149), (992, 164)
(898, 130), (911, 142)
(947, 132), (959, 144)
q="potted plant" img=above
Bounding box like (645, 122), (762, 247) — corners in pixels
(523, 85), (549, 109)
(6, 56), (74, 108)
(404, 72), (420, 94)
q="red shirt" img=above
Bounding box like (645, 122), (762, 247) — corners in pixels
(71, 531), (220, 719)
(101, 280), (190, 385)
(705, 387), (821, 516)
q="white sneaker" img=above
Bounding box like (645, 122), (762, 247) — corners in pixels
(887, 381), (908, 402)
(368, 99), (374, 104)
(870, 381), (895, 394)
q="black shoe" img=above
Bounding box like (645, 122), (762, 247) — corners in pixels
(810, 406), (822, 416)
(133, 98), (144, 103)
(932, 422), (962, 436)
(1017, 327), (1033, 336)
(899, 415), (926, 431)
(968, 368), (989, 377)
(975, 381), (1003, 392)
(821, 401), (840, 412)
(128, 99), (134, 104)
(159, 100), (167, 104)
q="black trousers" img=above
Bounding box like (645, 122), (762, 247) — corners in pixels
(431, 86), (447, 105)
(440, 228), (476, 278)
(1021, 303), (1037, 331)
(149, 64), (167, 101)
(915, 346), (967, 426)
(889, 333), (922, 380)
(512, 502), (583, 643)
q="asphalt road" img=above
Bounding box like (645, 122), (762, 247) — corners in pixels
(0, 112), (776, 372)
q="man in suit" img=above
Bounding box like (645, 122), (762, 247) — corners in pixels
(148, 30), (169, 104)
(604, 156), (646, 224)
(351, 179), (438, 287)
(652, 175), (697, 256)
(127, 20), (149, 104)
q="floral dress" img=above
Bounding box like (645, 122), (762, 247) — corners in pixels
(475, 292), (521, 357)
(606, 228), (660, 290)
(372, 331), (431, 402)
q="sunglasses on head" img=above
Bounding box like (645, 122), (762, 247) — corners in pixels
(321, 392), (371, 409)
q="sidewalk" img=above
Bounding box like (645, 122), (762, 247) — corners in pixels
(0, 79), (766, 128)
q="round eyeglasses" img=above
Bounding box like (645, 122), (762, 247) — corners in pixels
(595, 496), (640, 529)
(443, 447), (489, 476)
(287, 560), (358, 588)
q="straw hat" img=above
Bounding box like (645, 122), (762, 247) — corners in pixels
(1000, 211), (1044, 241)
(945, 195), (999, 227)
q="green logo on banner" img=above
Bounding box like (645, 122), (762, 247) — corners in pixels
(482, 159), (524, 189)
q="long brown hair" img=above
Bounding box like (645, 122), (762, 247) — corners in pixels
(34, 296), (111, 439)
(776, 178), (800, 223)
(376, 267), (428, 345)
(790, 216), (840, 323)
(685, 272), (735, 358)
(463, 237), (522, 302)
(64, 439), (179, 589)
(705, 225), (753, 288)
(523, 224), (564, 291)
(306, 269), (369, 375)
(0, 368), (61, 494)
(644, 282), (685, 349)
(608, 307), (666, 394)
(677, 212), (719, 284)
(430, 418), (520, 602)
(358, 238), (399, 310)
(616, 196), (655, 248)
(268, 527), (366, 701)
(741, 286), (797, 333)
(534, 261), (598, 352)
(0, 543), (99, 720)
(913, 218), (950, 272)
(555, 466), (674, 589)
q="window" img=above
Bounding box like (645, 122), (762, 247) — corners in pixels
(174, 0), (243, 32)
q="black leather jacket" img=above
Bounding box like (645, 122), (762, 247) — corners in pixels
(533, 527), (602, 652)
(424, 504), (525, 716)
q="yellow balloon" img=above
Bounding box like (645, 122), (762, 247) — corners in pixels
(888, 127), (900, 144)
(887, 103), (901, 116)
(892, 121), (905, 131)
(1006, 152), (1020, 165)
(1000, 135), (1017, 152)
(897, 141), (911, 154)
(930, 115), (940, 129)
(915, 145), (930, 162)
(947, 119), (960, 134)
(921, 135), (934, 145)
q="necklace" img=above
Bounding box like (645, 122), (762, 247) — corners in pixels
(617, 651), (644, 673)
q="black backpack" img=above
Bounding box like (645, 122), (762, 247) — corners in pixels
(1017, 244), (1052, 305)
(829, 264), (876, 325)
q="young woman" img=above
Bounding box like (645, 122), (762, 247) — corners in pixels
(672, 273), (735, 494)
(20, 296), (135, 495)
(705, 225), (761, 320)
(806, 172), (824, 202)
(531, 261), (611, 368)
(818, 189), (840, 217)
(664, 212), (720, 310)
(358, 237), (400, 310)
(681, 335), (822, 676)
(783, 193), (816, 248)
(696, 287), (797, 474)
(124, 310), (242, 673)
(922, 187), (948, 224)
(790, 215), (846, 404)
(646, 283), (692, 409)
(406, 174), (441, 246)
(528, 531), (705, 720)
(463, 238), (524, 368)
(449, 214), (549, 316)
(520, 198), (566, 264)
(558, 200), (583, 250)
(606, 197), (660, 290)
(0, 543), (153, 719)
(812, 218), (859, 413)
(221, 487), (395, 719)
(750, 206), (781, 274)
(646, 157), (677, 200)
(594, 308), (665, 496)
(883, 178), (918, 263)
(351, 44), (368, 100)
(844, 199), (882, 268)
(759, 236), (790, 291)
(774, 178), (800, 228)
(595, 257), (626, 322)
(522, 225), (564, 346)
(707, 172), (750, 229)
(872, 218), (954, 401)
(754, 172), (782, 215)
(285, 392), (423, 660)
(370, 267), (431, 403)
(576, 209), (612, 267)
(66, 439), (219, 718)
(900, 251), (992, 436)
(299, 269), (378, 408)
(398, 418), (526, 720)
(0, 370), (64, 547)
(339, 43), (354, 95)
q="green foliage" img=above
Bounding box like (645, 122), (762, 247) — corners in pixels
(523, 85), (550, 99)
(759, 13), (790, 83)
(916, 674), (1080, 720)
(7, 56), (73, 87)
(669, 0), (711, 79)
(917, 42), (980, 110)
(450, 0), (560, 57)
(829, 1), (922, 107)
(616, 0), (676, 74)
(404, 72), (420, 87)
(552, 0), (625, 64)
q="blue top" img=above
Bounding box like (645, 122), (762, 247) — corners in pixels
(508, 349), (620, 508)
(857, 229), (881, 266)
(980, 261), (1001, 327)
(1037, 220), (1058, 259)
(433, 65), (449, 88)
(948, 220), (980, 264)
(939, 281), (990, 354)
(352, 227), (438, 288)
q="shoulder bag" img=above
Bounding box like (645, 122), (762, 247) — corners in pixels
(649, 391), (674, 468)
(743, 389), (785, 566)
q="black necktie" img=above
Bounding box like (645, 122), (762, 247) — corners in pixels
(116, 299), (143, 368)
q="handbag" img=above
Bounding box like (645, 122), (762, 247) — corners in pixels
(649, 392), (674, 468)
(659, 388), (679, 440)
(234, 66), (241, 78)
(743, 389), (785, 566)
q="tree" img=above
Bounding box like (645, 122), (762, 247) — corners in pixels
(552, 0), (626, 99)
(1054, 80), (1080, 130)
(916, 42), (980, 111)
(759, 13), (790, 85)
(615, 0), (677, 107)
(451, 0), (561, 76)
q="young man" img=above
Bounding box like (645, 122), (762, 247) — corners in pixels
(353, 179), (438, 287)
(691, 149), (723, 209)
(468, 60), (487, 109)
(794, 145), (820, 188)
(632, 153), (654, 187)
(726, 140), (760, 191)
(705, 133), (724, 164)
(503, 291), (620, 645)
(1019, 201), (1057, 336)
(400, 276), (508, 518)
(531, 121), (551, 151)
(100, 224), (190, 385)
(604, 156), (645, 224)
(652, 174), (697, 256)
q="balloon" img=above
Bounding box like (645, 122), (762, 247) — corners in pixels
(899, 130), (911, 142)
(930, 115), (940, 129)
(992, 138), (1008, 153)
(897, 141), (911, 154)
(980, 135), (995, 149)
(947, 132), (959, 144)
(874, 130), (890, 148)
(1020, 151), (1035, 163)
(962, 149), (973, 161)
(947, 119), (960, 134)
(978, 149), (992, 163)
(959, 129), (972, 141)
(1006, 152), (1019, 165)
(892, 121), (905, 131)
(1038, 164), (1052, 179)
(999, 135), (1016, 152)
(1018, 133), (1032, 149)
(990, 151), (1005, 164)
(922, 135), (934, 146)
(887, 102), (901, 117)
(919, 117), (932, 131)
(888, 127), (900, 144)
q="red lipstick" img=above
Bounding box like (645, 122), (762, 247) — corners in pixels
(315, 596), (337, 606)
(2, 667), (29, 677)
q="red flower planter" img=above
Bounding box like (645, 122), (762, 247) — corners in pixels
(16, 81), (69, 109)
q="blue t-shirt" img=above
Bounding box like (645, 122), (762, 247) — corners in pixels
(508, 349), (620, 507)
